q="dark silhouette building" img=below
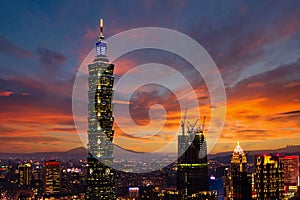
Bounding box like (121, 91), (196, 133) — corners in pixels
(18, 163), (32, 188)
(85, 19), (116, 199)
(177, 118), (209, 197)
(229, 142), (251, 200)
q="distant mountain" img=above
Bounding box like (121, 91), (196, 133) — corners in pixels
(65, 147), (88, 155)
(0, 147), (88, 160)
(0, 145), (299, 163)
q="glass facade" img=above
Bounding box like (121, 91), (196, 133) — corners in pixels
(85, 20), (116, 200)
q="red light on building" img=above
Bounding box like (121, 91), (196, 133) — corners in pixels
(45, 161), (60, 166)
(44, 160), (61, 195)
(283, 155), (299, 159)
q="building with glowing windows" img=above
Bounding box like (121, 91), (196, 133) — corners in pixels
(254, 155), (284, 200)
(279, 155), (299, 194)
(18, 163), (32, 187)
(85, 19), (116, 200)
(44, 160), (61, 195)
(228, 142), (251, 200)
(177, 124), (209, 197)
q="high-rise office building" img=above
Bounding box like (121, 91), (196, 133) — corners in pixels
(44, 160), (61, 195)
(85, 19), (116, 200)
(177, 119), (209, 197)
(280, 155), (299, 193)
(229, 142), (251, 200)
(254, 155), (284, 200)
(18, 163), (32, 187)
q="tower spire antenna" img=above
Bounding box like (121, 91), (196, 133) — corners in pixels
(99, 18), (104, 41)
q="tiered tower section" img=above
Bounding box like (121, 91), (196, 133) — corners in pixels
(85, 19), (116, 200)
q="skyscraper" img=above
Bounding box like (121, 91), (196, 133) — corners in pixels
(44, 160), (61, 195)
(177, 117), (209, 197)
(279, 155), (299, 194)
(18, 163), (32, 187)
(85, 19), (116, 200)
(229, 142), (251, 200)
(254, 155), (284, 200)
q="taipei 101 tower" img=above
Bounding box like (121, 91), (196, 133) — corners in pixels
(85, 19), (116, 200)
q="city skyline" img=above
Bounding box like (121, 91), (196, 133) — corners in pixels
(1, 1), (300, 154)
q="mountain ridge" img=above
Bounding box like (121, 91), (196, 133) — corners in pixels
(0, 145), (299, 162)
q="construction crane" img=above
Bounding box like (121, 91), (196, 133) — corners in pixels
(201, 116), (206, 132)
(181, 107), (187, 135)
(187, 119), (199, 134)
(187, 121), (191, 133)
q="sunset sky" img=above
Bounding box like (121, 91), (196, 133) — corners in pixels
(0, 0), (300, 154)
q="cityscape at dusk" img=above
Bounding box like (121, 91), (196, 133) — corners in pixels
(0, 1), (300, 153)
(0, 0), (300, 199)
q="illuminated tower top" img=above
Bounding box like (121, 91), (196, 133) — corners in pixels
(229, 145), (252, 199)
(233, 141), (244, 155)
(99, 18), (104, 41)
(96, 18), (107, 57)
(231, 141), (247, 172)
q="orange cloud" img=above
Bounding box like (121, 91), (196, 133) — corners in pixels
(247, 82), (265, 88)
(285, 80), (300, 88)
(0, 90), (13, 97)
